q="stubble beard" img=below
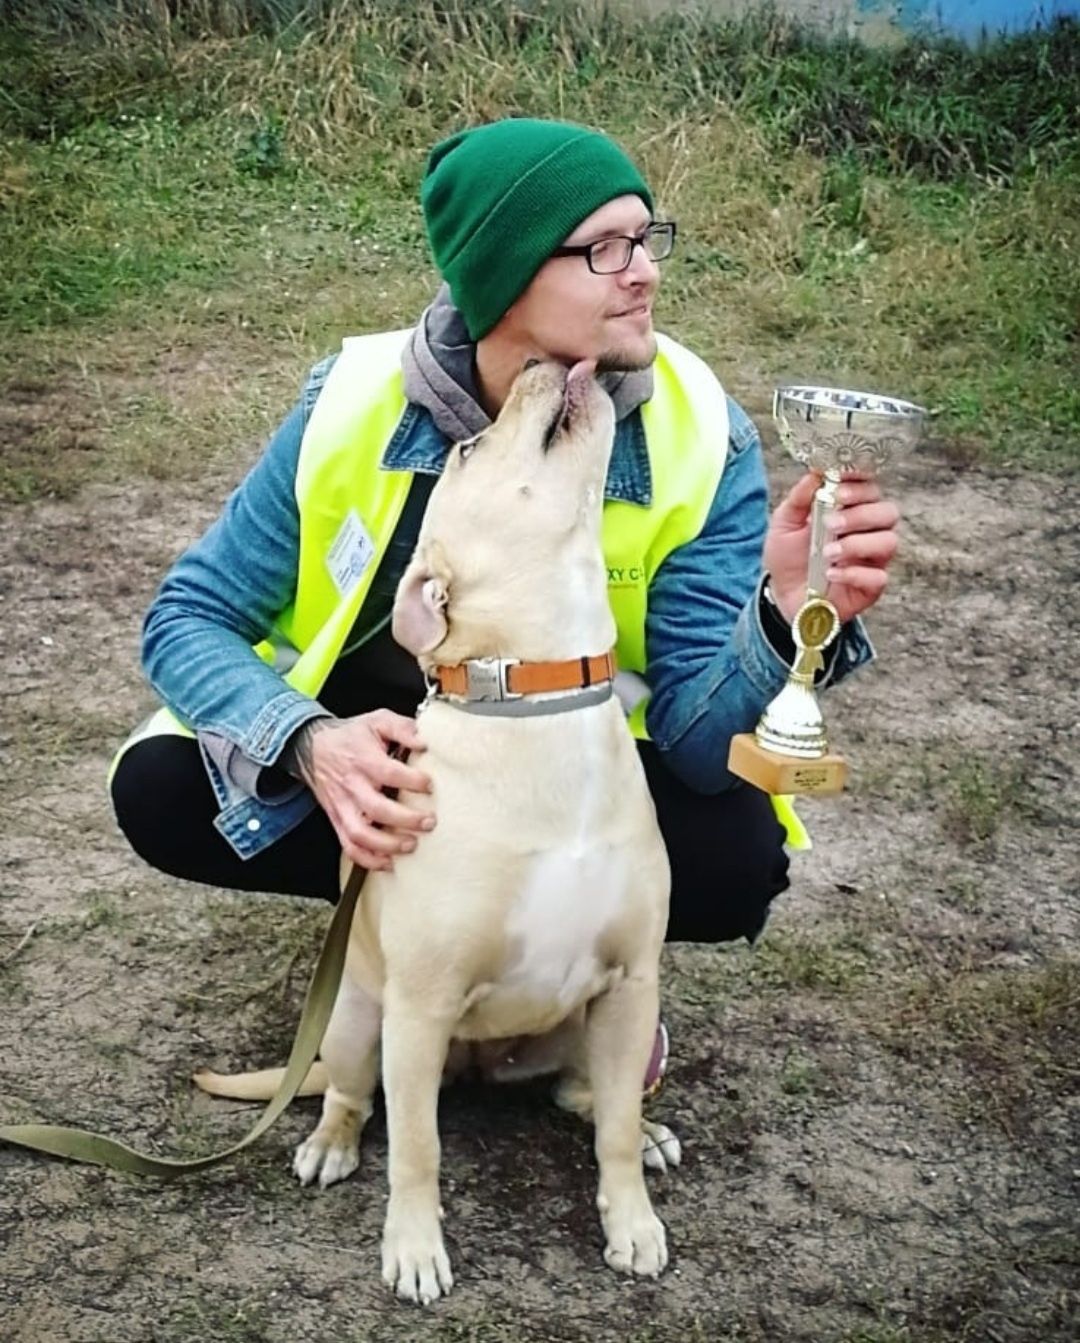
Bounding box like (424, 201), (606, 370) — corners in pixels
(596, 331), (659, 374)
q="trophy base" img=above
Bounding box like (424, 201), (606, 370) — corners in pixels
(728, 733), (848, 796)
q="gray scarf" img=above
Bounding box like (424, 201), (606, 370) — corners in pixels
(402, 285), (653, 442)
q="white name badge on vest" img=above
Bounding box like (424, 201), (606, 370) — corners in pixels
(326, 509), (376, 598)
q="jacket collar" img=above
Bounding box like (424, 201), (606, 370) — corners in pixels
(381, 402), (652, 507)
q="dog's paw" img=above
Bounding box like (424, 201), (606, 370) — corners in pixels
(641, 1119), (681, 1172)
(382, 1216), (454, 1305)
(601, 1208), (668, 1278)
(598, 1187), (668, 1278)
(293, 1132), (360, 1189)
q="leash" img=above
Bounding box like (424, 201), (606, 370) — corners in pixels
(0, 862), (364, 1178)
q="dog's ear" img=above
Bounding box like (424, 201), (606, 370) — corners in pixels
(392, 544), (450, 656)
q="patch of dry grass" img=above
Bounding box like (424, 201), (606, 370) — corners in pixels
(873, 960), (1079, 1134)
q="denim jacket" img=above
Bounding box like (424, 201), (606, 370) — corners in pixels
(141, 357), (873, 858)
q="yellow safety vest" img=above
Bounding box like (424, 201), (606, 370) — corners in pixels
(113, 329), (808, 848)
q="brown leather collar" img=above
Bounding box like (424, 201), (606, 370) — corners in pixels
(431, 651), (616, 705)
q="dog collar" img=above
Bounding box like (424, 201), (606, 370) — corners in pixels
(426, 652), (617, 717)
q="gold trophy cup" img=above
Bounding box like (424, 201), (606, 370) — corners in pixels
(728, 385), (925, 796)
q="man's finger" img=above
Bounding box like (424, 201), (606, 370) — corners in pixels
(829, 501), (900, 536)
(774, 471), (820, 526)
(364, 750), (433, 795)
(339, 814), (414, 856)
(362, 790), (436, 834)
(370, 709), (427, 750)
(380, 755), (434, 795)
(342, 841), (393, 872)
(836, 478), (883, 507)
(824, 531), (899, 567)
(827, 564), (890, 597)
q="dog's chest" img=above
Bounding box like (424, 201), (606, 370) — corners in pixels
(419, 699), (659, 1039)
(498, 839), (628, 1009)
(452, 838), (628, 1042)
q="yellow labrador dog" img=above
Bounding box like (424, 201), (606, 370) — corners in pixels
(198, 359), (676, 1303)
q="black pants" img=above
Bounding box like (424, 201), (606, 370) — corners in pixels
(111, 727), (790, 946)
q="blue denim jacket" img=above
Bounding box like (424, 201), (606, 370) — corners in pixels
(141, 357), (873, 858)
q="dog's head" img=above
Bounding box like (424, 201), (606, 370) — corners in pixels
(393, 359), (616, 665)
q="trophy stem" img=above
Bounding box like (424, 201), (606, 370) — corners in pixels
(807, 470), (840, 599)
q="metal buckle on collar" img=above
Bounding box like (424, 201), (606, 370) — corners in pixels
(464, 656), (521, 701)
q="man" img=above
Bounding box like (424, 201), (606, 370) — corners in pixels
(111, 118), (897, 987)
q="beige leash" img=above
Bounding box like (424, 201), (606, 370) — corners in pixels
(0, 864), (363, 1178)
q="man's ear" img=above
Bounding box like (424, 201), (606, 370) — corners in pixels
(392, 543), (451, 656)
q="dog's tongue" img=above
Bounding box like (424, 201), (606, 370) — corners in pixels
(566, 358), (597, 387)
(562, 359), (597, 418)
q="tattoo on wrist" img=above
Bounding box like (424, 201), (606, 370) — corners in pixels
(280, 717), (338, 785)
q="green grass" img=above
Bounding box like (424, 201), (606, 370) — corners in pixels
(938, 754), (1040, 845)
(1, 4), (1078, 502)
(750, 926), (872, 994)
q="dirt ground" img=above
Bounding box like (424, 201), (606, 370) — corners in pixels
(0, 382), (1077, 1343)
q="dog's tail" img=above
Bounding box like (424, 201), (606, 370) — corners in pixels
(192, 1063), (328, 1100)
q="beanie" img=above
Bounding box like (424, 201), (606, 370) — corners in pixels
(421, 118), (654, 340)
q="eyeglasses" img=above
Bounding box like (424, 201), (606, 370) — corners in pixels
(550, 220), (677, 275)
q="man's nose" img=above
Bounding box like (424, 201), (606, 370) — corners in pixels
(623, 239), (658, 286)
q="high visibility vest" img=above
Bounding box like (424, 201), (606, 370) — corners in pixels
(112, 329), (808, 848)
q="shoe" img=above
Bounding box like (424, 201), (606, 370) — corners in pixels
(642, 1020), (669, 1100)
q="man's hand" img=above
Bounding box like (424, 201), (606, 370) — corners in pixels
(283, 710), (435, 872)
(763, 472), (900, 626)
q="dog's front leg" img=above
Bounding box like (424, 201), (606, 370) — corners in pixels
(294, 974), (380, 1189)
(380, 997), (455, 1305)
(586, 973), (668, 1277)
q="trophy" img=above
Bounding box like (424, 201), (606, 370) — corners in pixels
(728, 385), (925, 796)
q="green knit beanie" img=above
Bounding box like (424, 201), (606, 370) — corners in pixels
(421, 118), (654, 340)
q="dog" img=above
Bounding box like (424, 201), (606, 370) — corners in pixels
(196, 359), (677, 1302)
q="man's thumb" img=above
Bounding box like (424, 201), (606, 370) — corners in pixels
(776, 471), (820, 525)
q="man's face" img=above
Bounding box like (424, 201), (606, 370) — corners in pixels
(495, 194), (660, 371)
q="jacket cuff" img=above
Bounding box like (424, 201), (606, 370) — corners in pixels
(753, 577), (875, 688)
(198, 692), (331, 811)
(733, 581), (794, 700)
(239, 689), (332, 767)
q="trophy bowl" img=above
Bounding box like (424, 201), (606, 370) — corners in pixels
(773, 385), (925, 476)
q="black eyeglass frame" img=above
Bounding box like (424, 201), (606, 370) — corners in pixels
(549, 220), (678, 275)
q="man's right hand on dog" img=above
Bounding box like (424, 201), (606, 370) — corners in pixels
(282, 711), (435, 871)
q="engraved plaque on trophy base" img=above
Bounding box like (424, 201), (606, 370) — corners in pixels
(728, 732), (848, 796)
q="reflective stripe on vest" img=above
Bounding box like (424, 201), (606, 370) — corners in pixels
(109, 329), (808, 848)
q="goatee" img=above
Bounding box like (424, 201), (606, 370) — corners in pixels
(596, 339), (658, 375)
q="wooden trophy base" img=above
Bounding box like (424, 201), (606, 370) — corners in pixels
(728, 732), (848, 796)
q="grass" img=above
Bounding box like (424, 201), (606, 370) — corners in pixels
(938, 755), (1040, 845)
(166, 1296), (274, 1343)
(0, 4), (1077, 503)
(861, 744), (1047, 847)
(874, 959), (1080, 1133)
(750, 926), (872, 994)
